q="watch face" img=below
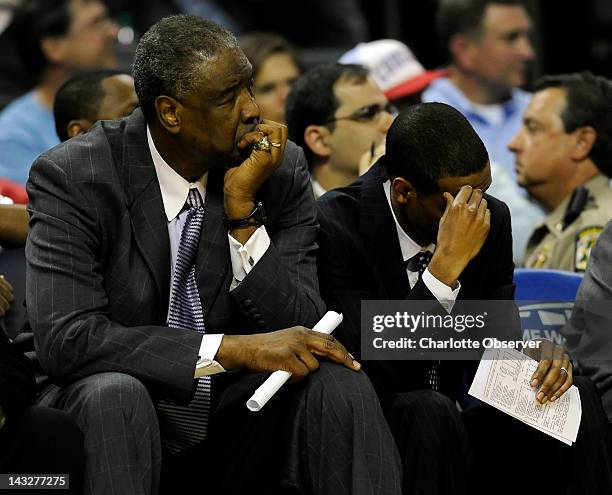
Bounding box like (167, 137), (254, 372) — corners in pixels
(224, 201), (266, 229)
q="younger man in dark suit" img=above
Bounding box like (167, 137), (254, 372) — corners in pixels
(317, 102), (612, 494)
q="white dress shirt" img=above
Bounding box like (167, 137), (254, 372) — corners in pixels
(311, 178), (327, 200)
(383, 180), (460, 312)
(147, 128), (272, 376)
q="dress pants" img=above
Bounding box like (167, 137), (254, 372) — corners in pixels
(38, 364), (401, 495)
(37, 373), (162, 495)
(382, 390), (471, 495)
(463, 376), (612, 495)
(160, 362), (403, 495)
(0, 405), (85, 495)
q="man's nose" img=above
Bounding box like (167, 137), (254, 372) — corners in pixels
(107, 18), (120, 39)
(380, 108), (395, 133)
(508, 131), (522, 152)
(517, 36), (535, 61)
(242, 91), (261, 122)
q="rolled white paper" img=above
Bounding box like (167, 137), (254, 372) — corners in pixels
(246, 311), (344, 412)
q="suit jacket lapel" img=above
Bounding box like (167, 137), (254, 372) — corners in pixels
(116, 110), (232, 322)
(118, 110), (171, 315)
(359, 163), (409, 299)
(194, 168), (230, 320)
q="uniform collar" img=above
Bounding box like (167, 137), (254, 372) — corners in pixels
(543, 174), (610, 237)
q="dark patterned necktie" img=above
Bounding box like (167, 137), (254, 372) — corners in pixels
(406, 250), (433, 276)
(406, 250), (440, 392)
(157, 188), (211, 454)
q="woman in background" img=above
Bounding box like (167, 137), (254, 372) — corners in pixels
(240, 32), (302, 124)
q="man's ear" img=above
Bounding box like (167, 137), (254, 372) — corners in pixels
(40, 37), (67, 66)
(66, 119), (93, 139)
(155, 96), (181, 134)
(304, 125), (331, 159)
(391, 177), (417, 205)
(450, 33), (478, 71)
(570, 126), (596, 161)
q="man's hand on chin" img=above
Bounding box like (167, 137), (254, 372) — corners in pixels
(224, 120), (287, 244)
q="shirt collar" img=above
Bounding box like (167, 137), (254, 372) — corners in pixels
(383, 180), (435, 262)
(427, 78), (521, 123)
(311, 178), (327, 199)
(147, 126), (207, 221)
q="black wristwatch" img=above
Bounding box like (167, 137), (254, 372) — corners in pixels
(223, 201), (267, 230)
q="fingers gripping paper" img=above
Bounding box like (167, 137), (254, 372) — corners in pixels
(246, 311), (344, 412)
(468, 347), (581, 445)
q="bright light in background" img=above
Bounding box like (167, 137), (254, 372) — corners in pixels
(118, 26), (134, 45)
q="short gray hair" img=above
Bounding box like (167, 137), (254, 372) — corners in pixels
(133, 15), (238, 121)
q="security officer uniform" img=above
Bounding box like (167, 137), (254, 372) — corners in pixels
(524, 174), (612, 271)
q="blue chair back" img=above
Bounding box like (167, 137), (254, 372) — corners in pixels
(514, 268), (583, 301)
(514, 268), (584, 344)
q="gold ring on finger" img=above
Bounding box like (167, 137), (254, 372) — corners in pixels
(253, 135), (272, 152)
(560, 366), (568, 375)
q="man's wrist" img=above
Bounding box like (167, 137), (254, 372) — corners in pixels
(216, 334), (248, 370)
(224, 202), (266, 229)
(428, 256), (462, 288)
(224, 192), (255, 220)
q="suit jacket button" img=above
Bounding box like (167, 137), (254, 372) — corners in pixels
(256, 320), (265, 327)
(248, 308), (258, 316)
(244, 299), (253, 309)
(253, 313), (262, 320)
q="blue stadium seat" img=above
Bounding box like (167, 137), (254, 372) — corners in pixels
(514, 268), (583, 301)
(514, 268), (584, 344)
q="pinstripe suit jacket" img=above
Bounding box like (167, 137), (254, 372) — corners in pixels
(25, 109), (324, 405)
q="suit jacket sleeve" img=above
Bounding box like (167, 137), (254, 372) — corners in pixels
(26, 155), (202, 404)
(230, 144), (325, 329)
(0, 330), (36, 423)
(316, 198), (443, 395)
(562, 222), (612, 418)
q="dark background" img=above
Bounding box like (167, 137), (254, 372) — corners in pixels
(1, 0), (611, 109)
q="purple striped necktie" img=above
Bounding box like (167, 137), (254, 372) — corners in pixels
(157, 188), (211, 454)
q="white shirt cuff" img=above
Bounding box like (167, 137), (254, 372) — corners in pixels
(228, 225), (271, 287)
(195, 334), (226, 377)
(422, 268), (460, 313)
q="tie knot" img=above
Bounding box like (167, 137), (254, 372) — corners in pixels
(187, 188), (203, 209)
(406, 250), (433, 276)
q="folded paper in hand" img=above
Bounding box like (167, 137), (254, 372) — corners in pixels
(468, 347), (581, 445)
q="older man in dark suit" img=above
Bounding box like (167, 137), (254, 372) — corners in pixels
(26, 15), (401, 495)
(317, 103), (612, 495)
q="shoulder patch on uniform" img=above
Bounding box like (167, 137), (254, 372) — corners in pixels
(575, 226), (604, 271)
